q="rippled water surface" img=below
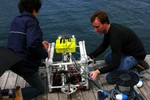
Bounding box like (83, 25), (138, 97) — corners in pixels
(0, 0), (149, 59)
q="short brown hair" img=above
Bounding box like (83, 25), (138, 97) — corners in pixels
(91, 10), (110, 24)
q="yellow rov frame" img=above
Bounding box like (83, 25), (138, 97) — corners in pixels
(55, 35), (76, 53)
(45, 35), (89, 94)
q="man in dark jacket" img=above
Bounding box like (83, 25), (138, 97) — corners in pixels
(89, 10), (147, 84)
(7, 0), (49, 100)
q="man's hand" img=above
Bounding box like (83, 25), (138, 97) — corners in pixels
(90, 70), (100, 80)
(42, 41), (49, 51)
(42, 41), (50, 58)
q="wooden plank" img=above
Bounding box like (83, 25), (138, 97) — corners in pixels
(145, 55), (150, 66)
(138, 82), (150, 100)
(1, 54), (150, 100)
(5, 71), (17, 89)
(90, 81), (99, 100)
(142, 69), (150, 87)
(15, 75), (26, 88)
(145, 77), (150, 87)
(0, 71), (9, 89)
(48, 92), (59, 100)
(98, 74), (114, 94)
(70, 90), (84, 100)
(36, 92), (47, 100)
(81, 88), (97, 100)
(58, 92), (71, 100)
(138, 68), (150, 100)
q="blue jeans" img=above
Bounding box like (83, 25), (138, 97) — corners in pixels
(22, 72), (45, 100)
(104, 52), (138, 84)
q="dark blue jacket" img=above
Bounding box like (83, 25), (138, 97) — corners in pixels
(7, 11), (48, 63)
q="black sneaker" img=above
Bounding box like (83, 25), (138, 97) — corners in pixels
(134, 60), (149, 73)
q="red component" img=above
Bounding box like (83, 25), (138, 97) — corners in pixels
(77, 86), (86, 89)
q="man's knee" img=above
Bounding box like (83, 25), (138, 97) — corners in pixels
(121, 56), (138, 70)
(104, 52), (112, 63)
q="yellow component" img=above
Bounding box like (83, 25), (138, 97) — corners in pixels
(55, 36), (76, 53)
(2, 86), (23, 100)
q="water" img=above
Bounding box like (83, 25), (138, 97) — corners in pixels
(0, 0), (150, 60)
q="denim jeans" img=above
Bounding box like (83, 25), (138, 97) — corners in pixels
(22, 72), (45, 100)
(104, 52), (138, 84)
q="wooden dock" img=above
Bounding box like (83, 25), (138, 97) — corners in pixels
(0, 55), (150, 100)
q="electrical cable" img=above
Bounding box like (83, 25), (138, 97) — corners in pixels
(69, 54), (104, 90)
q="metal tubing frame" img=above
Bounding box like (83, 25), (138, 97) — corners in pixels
(45, 41), (89, 93)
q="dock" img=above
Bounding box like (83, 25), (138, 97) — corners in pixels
(0, 55), (150, 100)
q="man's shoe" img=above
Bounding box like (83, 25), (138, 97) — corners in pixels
(134, 60), (149, 73)
(136, 79), (143, 88)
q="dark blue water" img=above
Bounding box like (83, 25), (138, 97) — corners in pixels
(0, 0), (150, 59)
